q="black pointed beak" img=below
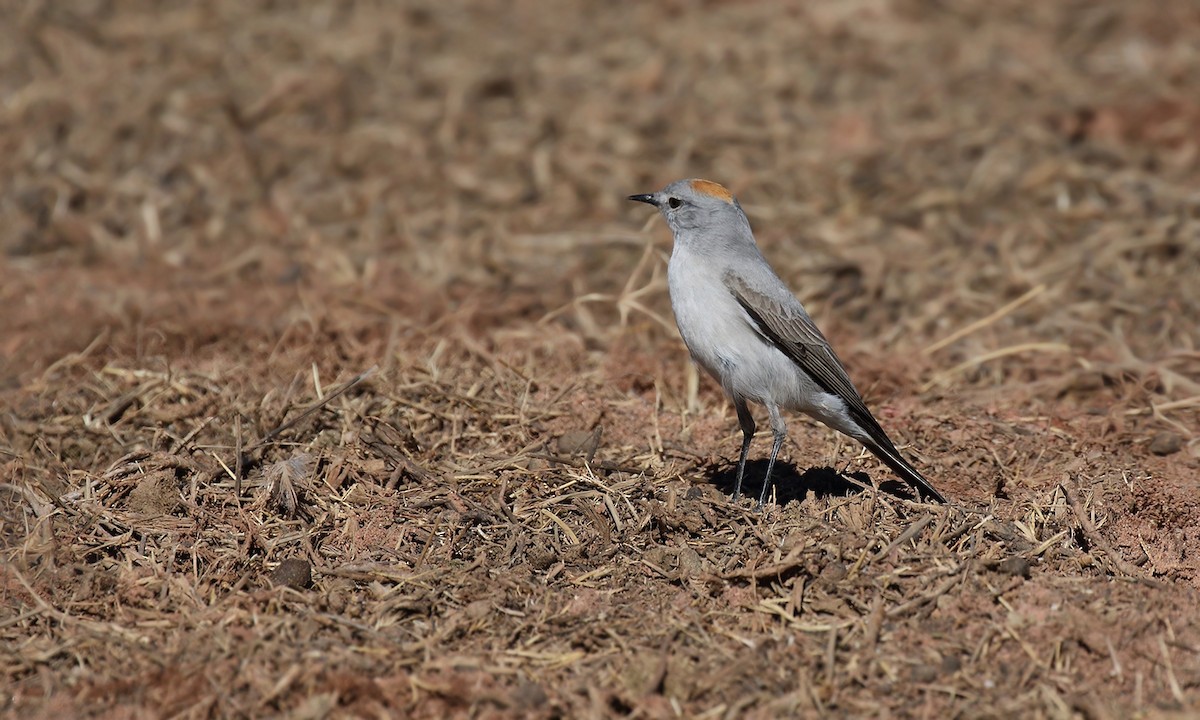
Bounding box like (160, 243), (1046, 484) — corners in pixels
(628, 193), (657, 206)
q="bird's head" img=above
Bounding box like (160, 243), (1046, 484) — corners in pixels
(629, 179), (750, 240)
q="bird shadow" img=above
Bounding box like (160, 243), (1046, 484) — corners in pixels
(705, 459), (915, 506)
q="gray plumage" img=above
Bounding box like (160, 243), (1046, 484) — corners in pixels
(629, 178), (946, 506)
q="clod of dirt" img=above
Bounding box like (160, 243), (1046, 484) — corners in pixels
(991, 556), (1032, 579)
(910, 654), (962, 683)
(1056, 370), (1107, 397)
(270, 558), (313, 590)
(909, 664), (941, 684)
(819, 560), (848, 584)
(525, 457), (550, 471)
(1148, 431), (1184, 456)
(322, 579), (353, 613)
(463, 599), (490, 621)
(529, 546), (557, 571)
(655, 505), (705, 535)
(557, 429), (601, 456)
(126, 471), (180, 515)
(620, 654), (667, 698)
(643, 545), (674, 570)
(677, 547), (704, 579)
(511, 682), (548, 710)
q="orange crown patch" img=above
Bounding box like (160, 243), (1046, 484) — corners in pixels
(689, 179), (735, 203)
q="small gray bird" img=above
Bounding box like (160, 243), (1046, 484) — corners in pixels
(630, 179), (946, 506)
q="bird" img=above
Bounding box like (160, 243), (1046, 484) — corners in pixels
(629, 178), (946, 506)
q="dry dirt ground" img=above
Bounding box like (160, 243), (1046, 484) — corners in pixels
(3, 1), (1200, 718)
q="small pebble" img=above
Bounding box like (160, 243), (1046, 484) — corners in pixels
(1149, 431), (1183, 456)
(677, 547), (704, 578)
(557, 429), (600, 456)
(819, 561), (847, 583)
(909, 664), (939, 684)
(529, 549), (557, 571)
(997, 556), (1032, 579)
(270, 558), (312, 590)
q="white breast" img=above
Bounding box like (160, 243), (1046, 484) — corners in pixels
(669, 249), (742, 372)
(667, 246), (834, 415)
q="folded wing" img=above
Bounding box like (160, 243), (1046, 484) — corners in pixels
(723, 270), (946, 502)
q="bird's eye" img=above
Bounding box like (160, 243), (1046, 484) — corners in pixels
(667, 197), (681, 209)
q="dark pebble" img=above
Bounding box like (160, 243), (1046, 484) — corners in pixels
(270, 558), (313, 590)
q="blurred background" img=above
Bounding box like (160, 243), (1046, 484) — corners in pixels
(4, 0), (1198, 399)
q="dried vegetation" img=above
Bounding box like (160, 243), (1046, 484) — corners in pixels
(2, 0), (1200, 717)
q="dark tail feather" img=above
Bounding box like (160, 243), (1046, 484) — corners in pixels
(865, 441), (946, 503)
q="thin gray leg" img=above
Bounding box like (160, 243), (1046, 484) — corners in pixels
(732, 399), (755, 501)
(757, 404), (788, 509)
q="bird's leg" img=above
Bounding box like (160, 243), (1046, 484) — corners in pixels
(732, 399), (755, 501)
(757, 404), (788, 509)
